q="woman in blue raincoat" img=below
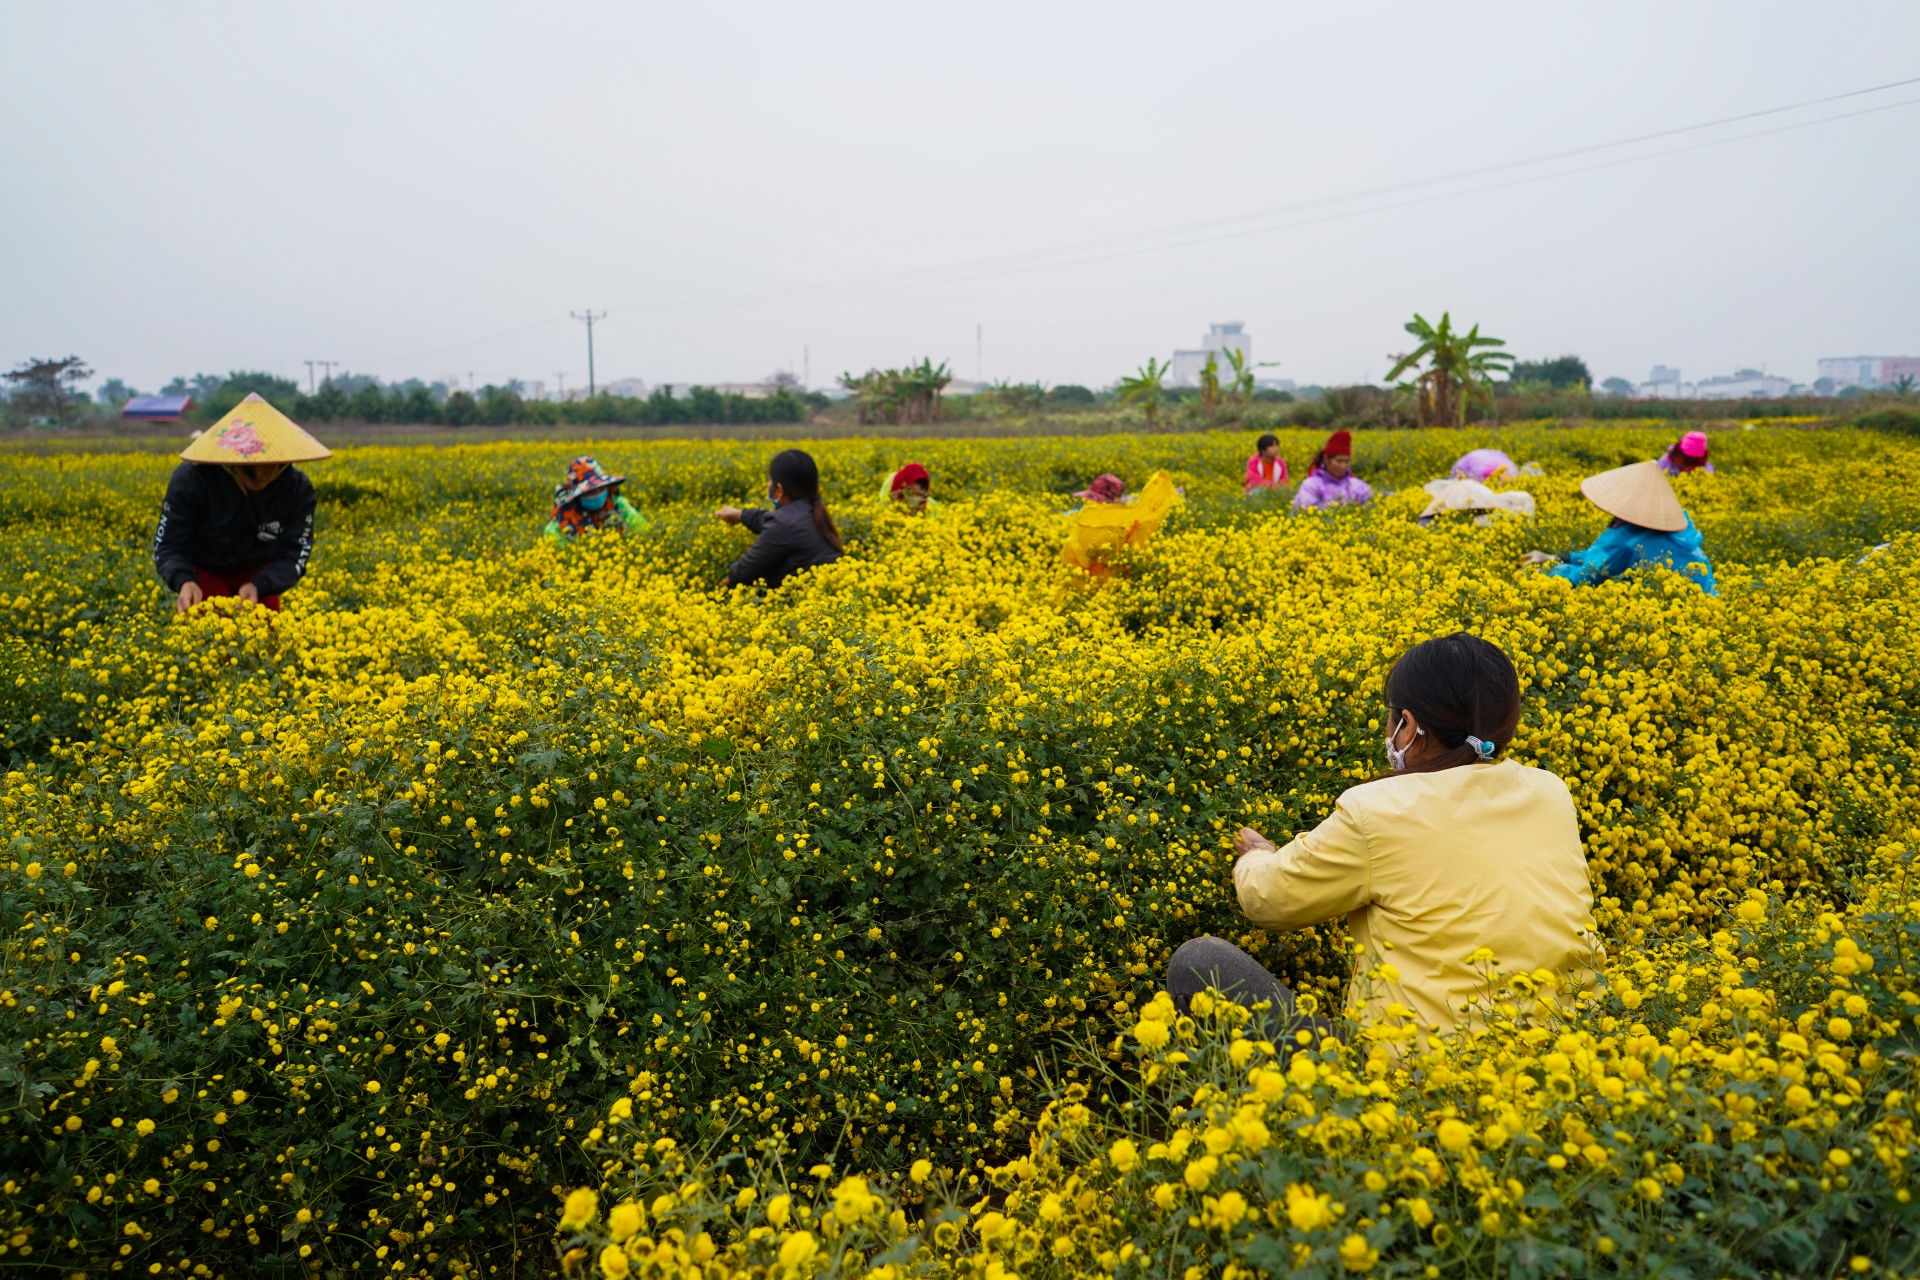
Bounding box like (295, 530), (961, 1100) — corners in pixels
(1522, 461), (1714, 594)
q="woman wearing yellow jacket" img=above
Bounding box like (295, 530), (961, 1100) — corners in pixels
(1167, 633), (1603, 1041)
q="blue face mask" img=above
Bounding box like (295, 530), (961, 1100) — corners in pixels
(580, 490), (609, 511)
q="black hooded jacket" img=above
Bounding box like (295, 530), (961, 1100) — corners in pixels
(151, 462), (317, 596)
(727, 500), (841, 588)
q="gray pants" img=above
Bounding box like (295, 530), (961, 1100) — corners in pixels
(1164, 935), (1332, 1040)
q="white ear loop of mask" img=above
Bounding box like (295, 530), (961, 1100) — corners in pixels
(1384, 713), (1422, 772)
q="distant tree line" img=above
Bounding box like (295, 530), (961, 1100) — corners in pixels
(3, 366), (815, 428)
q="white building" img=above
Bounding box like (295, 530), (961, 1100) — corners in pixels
(1171, 322), (1250, 387)
(1818, 356), (1920, 391)
(1693, 369), (1793, 400)
(1632, 365), (1795, 400)
(1632, 366), (1688, 399)
(602, 377), (650, 399)
(656, 382), (778, 399)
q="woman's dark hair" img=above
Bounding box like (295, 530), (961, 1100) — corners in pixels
(1382, 632), (1522, 775)
(1255, 433), (1279, 452)
(769, 449), (842, 553)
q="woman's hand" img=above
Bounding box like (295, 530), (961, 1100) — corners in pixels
(175, 582), (204, 614)
(714, 506), (743, 525)
(1233, 827), (1276, 861)
(237, 582), (260, 605)
(1520, 550), (1558, 566)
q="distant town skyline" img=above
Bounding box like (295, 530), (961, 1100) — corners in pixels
(3, 3), (1917, 399)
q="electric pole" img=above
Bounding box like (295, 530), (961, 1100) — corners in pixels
(554, 372), (566, 402)
(976, 324), (982, 386)
(303, 360), (317, 394)
(316, 360), (339, 388)
(571, 310), (607, 396)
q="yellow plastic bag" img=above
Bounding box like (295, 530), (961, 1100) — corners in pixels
(1062, 470), (1181, 573)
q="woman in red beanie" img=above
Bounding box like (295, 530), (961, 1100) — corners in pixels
(881, 461), (935, 513)
(1291, 429), (1374, 510)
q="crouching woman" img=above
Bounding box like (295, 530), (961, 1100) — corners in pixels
(714, 448), (844, 589)
(1167, 633), (1603, 1041)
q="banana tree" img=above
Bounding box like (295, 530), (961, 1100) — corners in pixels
(1118, 357), (1169, 429)
(1385, 312), (1513, 427)
(1198, 353), (1222, 416)
(1223, 348), (1280, 407)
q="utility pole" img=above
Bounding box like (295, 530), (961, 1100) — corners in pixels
(571, 310), (607, 396)
(554, 372), (566, 402)
(976, 324), (982, 386)
(316, 360), (339, 388)
(303, 360), (317, 394)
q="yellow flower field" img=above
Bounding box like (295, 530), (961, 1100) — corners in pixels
(2, 423), (1919, 1278)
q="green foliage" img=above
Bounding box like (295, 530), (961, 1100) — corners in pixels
(1044, 385), (1095, 408)
(1117, 359), (1169, 430)
(1853, 406), (1920, 436)
(1506, 355), (1592, 393)
(1386, 313), (1513, 427)
(840, 361), (952, 426)
(3, 356), (93, 429)
(200, 371), (303, 422)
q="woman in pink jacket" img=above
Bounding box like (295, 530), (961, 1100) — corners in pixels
(1244, 433), (1290, 495)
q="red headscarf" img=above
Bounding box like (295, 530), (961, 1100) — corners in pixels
(1324, 429), (1352, 458)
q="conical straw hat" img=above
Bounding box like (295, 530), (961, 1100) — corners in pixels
(1578, 460), (1685, 532)
(181, 393), (333, 465)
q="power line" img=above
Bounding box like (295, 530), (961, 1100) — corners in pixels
(570, 311), (606, 396)
(610, 75), (1920, 313)
(343, 73), (1920, 367)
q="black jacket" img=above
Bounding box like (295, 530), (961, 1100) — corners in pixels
(152, 462), (317, 596)
(727, 500), (841, 588)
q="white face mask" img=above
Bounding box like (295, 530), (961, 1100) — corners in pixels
(1384, 711), (1423, 772)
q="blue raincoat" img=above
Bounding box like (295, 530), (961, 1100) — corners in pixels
(1547, 515), (1715, 594)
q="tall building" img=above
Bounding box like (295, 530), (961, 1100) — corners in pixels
(1171, 322), (1250, 387)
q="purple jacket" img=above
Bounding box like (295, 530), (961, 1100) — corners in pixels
(1291, 469), (1375, 510)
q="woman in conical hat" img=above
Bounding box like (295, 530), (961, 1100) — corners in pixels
(1521, 460), (1715, 593)
(152, 393), (331, 614)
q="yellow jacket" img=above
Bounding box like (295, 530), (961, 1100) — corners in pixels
(1232, 759), (1604, 1038)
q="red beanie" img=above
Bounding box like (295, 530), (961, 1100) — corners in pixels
(890, 462), (930, 492)
(1324, 429), (1352, 457)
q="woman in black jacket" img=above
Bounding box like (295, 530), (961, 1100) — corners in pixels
(151, 394), (331, 613)
(713, 449), (843, 588)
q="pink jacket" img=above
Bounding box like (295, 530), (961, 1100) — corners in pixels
(1244, 453), (1291, 493)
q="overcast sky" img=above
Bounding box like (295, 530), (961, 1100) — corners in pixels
(4, 2), (1917, 395)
